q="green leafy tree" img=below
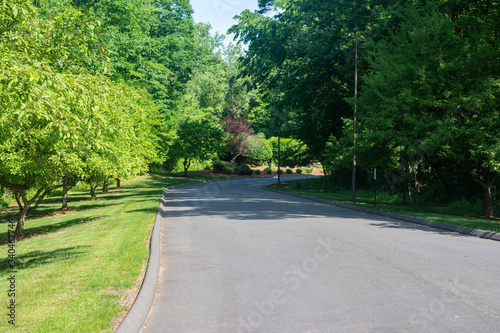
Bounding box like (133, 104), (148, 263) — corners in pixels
(171, 116), (223, 176)
(0, 2), (163, 232)
(358, 2), (499, 215)
(269, 137), (310, 168)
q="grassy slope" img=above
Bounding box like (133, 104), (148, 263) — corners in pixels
(269, 181), (500, 234)
(0, 173), (222, 332)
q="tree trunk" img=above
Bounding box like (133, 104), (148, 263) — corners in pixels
(15, 192), (28, 235)
(14, 189), (42, 235)
(33, 187), (55, 211)
(102, 177), (109, 193)
(183, 158), (191, 177)
(464, 166), (497, 219)
(482, 186), (493, 218)
(89, 179), (97, 200)
(15, 205), (29, 235)
(115, 178), (121, 188)
(402, 182), (409, 206)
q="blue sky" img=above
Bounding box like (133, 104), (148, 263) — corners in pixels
(190, 0), (261, 46)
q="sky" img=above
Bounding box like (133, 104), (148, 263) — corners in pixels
(190, 0), (261, 47)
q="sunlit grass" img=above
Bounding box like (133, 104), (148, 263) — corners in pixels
(0, 172), (224, 332)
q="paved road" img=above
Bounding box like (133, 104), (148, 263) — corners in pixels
(142, 177), (500, 333)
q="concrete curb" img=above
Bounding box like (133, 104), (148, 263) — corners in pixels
(264, 187), (500, 242)
(115, 188), (166, 333)
(115, 179), (234, 333)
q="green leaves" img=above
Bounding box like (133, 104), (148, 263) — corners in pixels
(0, 1), (166, 231)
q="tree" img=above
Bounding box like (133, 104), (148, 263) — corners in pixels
(0, 1), (163, 232)
(222, 116), (254, 163)
(172, 116), (223, 176)
(229, 0), (389, 162)
(358, 2), (499, 215)
(269, 137), (310, 168)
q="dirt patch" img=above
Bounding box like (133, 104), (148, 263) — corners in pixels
(476, 216), (500, 221)
(45, 209), (79, 217)
(0, 204), (18, 215)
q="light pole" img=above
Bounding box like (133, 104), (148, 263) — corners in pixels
(343, 33), (358, 204)
(277, 109), (281, 185)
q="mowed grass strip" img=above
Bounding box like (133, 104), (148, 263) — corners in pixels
(0, 173), (214, 332)
(269, 179), (500, 234)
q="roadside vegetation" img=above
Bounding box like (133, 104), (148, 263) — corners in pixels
(269, 177), (500, 234)
(1, 0), (498, 330)
(0, 173), (226, 332)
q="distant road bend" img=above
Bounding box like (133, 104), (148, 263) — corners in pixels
(142, 177), (500, 333)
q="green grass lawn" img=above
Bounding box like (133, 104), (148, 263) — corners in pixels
(0, 172), (225, 332)
(269, 179), (500, 234)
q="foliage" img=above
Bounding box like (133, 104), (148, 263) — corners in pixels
(246, 133), (273, 165)
(266, 168), (273, 175)
(232, 0), (499, 217)
(270, 179), (500, 233)
(357, 1), (500, 215)
(269, 137), (311, 168)
(235, 164), (253, 176)
(222, 116), (254, 163)
(296, 168), (303, 174)
(286, 169), (293, 174)
(213, 161), (236, 174)
(171, 115), (223, 176)
(0, 1), (162, 233)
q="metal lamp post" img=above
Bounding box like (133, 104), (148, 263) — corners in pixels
(343, 33), (358, 204)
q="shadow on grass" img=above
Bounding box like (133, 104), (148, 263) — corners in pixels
(0, 245), (91, 271)
(0, 216), (104, 245)
(0, 173), (194, 229)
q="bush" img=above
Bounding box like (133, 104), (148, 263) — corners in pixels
(213, 161), (235, 174)
(266, 168), (272, 175)
(278, 169), (284, 175)
(255, 170), (262, 175)
(296, 168), (303, 174)
(235, 164), (253, 176)
(247, 133), (273, 165)
(305, 168), (313, 174)
(286, 169), (293, 174)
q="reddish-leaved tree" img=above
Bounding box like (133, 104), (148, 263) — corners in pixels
(223, 116), (254, 163)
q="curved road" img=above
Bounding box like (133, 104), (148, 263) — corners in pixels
(142, 177), (500, 332)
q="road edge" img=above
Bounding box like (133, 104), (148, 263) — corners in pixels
(116, 179), (234, 333)
(264, 187), (500, 242)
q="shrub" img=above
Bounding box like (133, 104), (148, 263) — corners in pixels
(305, 168), (313, 174)
(255, 170), (262, 175)
(213, 161), (235, 174)
(278, 169), (284, 175)
(247, 133), (273, 165)
(266, 168), (272, 175)
(296, 168), (303, 174)
(286, 169), (293, 174)
(235, 164), (253, 176)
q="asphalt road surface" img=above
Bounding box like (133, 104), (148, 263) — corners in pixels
(142, 177), (500, 333)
